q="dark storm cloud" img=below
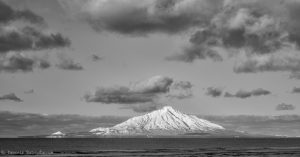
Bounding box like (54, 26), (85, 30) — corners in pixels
(224, 88), (271, 99)
(276, 103), (296, 111)
(292, 87), (300, 94)
(0, 0), (45, 25)
(0, 93), (22, 102)
(58, 0), (223, 35)
(206, 87), (223, 97)
(85, 76), (192, 112)
(0, 52), (50, 73)
(0, 111), (127, 137)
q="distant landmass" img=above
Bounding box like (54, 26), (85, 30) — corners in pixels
(21, 106), (271, 138)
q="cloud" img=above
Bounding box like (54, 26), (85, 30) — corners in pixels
(56, 54), (83, 71)
(166, 45), (223, 62)
(58, 0), (222, 35)
(0, 1), (71, 72)
(0, 0), (45, 25)
(0, 1), (70, 53)
(91, 54), (102, 62)
(164, 0), (300, 74)
(85, 76), (173, 104)
(290, 72), (300, 79)
(58, 0), (300, 73)
(85, 75), (192, 112)
(130, 75), (173, 94)
(0, 93), (22, 102)
(24, 89), (34, 94)
(200, 114), (300, 137)
(234, 47), (300, 73)
(120, 103), (160, 113)
(167, 81), (193, 99)
(206, 87), (223, 97)
(225, 88), (271, 99)
(292, 87), (300, 94)
(276, 103), (296, 111)
(0, 52), (50, 73)
(0, 26), (71, 53)
(85, 86), (156, 104)
(0, 111), (126, 137)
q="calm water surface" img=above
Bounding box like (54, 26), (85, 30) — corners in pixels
(1, 138), (300, 156)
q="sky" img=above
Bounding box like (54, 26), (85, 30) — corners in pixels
(0, 0), (300, 119)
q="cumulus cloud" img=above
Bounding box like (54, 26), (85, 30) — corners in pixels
(225, 88), (271, 99)
(234, 47), (300, 73)
(85, 75), (192, 112)
(56, 54), (83, 71)
(0, 0), (45, 25)
(0, 1), (70, 53)
(0, 93), (22, 102)
(206, 87), (223, 97)
(85, 76), (173, 104)
(276, 103), (296, 111)
(0, 26), (70, 53)
(85, 86), (156, 104)
(164, 0), (300, 74)
(292, 87), (300, 94)
(167, 81), (193, 99)
(58, 0), (222, 35)
(58, 0), (300, 74)
(130, 75), (173, 94)
(0, 0), (71, 72)
(0, 52), (50, 73)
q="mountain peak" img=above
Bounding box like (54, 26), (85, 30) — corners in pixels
(52, 131), (64, 135)
(160, 106), (176, 112)
(90, 106), (225, 136)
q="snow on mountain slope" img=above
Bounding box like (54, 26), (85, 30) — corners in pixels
(90, 106), (225, 136)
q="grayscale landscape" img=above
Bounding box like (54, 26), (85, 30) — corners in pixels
(1, 0), (300, 156)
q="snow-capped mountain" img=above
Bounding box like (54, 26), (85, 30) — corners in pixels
(90, 106), (225, 136)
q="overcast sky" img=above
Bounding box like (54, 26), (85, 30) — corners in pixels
(0, 0), (300, 117)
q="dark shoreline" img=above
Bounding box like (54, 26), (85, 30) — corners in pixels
(2, 147), (300, 156)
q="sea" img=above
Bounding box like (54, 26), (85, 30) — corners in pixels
(1, 138), (300, 156)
